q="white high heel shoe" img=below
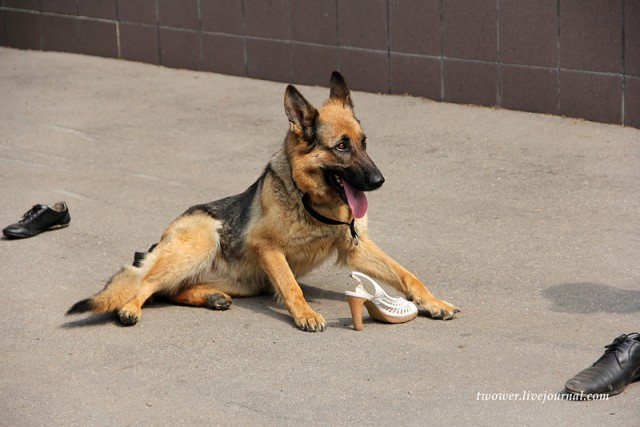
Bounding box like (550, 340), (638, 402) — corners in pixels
(345, 272), (418, 331)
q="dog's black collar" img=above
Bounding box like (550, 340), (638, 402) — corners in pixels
(300, 192), (359, 246)
(291, 178), (359, 246)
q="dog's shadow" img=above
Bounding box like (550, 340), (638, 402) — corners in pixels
(234, 282), (357, 329)
(60, 299), (175, 329)
(60, 282), (353, 330)
(207, 282), (356, 330)
(299, 282), (345, 303)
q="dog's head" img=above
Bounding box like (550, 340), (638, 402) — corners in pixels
(284, 72), (384, 219)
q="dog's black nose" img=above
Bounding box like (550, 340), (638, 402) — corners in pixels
(367, 170), (385, 190)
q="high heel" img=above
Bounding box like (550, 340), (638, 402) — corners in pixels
(346, 294), (369, 331)
(345, 272), (418, 331)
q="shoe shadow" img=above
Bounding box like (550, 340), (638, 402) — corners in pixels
(542, 282), (640, 314)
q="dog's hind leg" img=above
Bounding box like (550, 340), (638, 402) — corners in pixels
(66, 265), (143, 316)
(117, 281), (156, 326)
(169, 284), (232, 310)
(116, 212), (222, 325)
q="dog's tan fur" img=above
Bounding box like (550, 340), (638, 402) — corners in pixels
(67, 72), (458, 331)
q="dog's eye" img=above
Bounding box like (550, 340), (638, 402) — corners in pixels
(335, 136), (350, 152)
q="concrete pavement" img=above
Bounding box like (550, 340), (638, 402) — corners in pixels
(1, 47), (639, 426)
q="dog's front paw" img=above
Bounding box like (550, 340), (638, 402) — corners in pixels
(293, 309), (326, 332)
(419, 298), (460, 320)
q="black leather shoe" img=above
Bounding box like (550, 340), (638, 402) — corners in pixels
(2, 202), (70, 239)
(565, 333), (640, 396)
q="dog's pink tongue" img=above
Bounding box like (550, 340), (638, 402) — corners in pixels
(343, 180), (368, 218)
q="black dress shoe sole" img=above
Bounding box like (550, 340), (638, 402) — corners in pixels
(47, 223), (70, 231)
(565, 370), (640, 397)
(565, 384), (625, 397)
(3, 222), (69, 239)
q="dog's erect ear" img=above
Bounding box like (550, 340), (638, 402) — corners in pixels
(329, 71), (353, 109)
(284, 84), (318, 142)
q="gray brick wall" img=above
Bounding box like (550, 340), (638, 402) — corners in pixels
(1, 0), (638, 128)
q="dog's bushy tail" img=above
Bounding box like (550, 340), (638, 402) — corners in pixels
(66, 266), (142, 315)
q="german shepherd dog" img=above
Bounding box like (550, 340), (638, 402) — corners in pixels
(67, 72), (459, 331)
